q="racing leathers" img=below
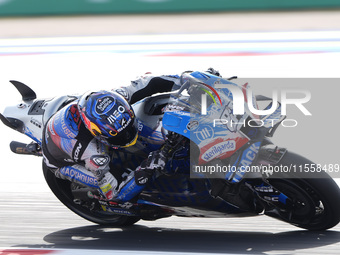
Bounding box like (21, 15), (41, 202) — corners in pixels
(42, 73), (181, 202)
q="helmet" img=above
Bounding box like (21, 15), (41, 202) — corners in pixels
(78, 90), (138, 148)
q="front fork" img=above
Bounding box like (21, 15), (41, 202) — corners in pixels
(210, 142), (292, 212)
(247, 144), (293, 209)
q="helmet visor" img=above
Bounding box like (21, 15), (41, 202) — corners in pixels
(106, 122), (138, 147)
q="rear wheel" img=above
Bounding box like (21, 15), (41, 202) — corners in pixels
(262, 151), (340, 230)
(43, 163), (140, 226)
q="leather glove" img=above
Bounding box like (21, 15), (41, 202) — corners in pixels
(134, 150), (167, 186)
(206, 67), (221, 77)
(142, 150), (167, 171)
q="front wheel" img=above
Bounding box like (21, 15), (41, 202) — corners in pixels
(261, 151), (340, 230)
(43, 163), (140, 226)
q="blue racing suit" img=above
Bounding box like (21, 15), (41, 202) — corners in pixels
(42, 73), (181, 201)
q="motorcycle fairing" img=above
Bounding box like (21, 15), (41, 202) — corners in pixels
(162, 73), (251, 166)
(2, 83), (78, 145)
(139, 174), (247, 216)
(228, 141), (262, 183)
(162, 111), (191, 139)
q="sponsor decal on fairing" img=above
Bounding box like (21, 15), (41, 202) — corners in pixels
(201, 140), (236, 162)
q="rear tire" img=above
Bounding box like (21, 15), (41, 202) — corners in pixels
(43, 163), (140, 226)
(263, 151), (340, 230)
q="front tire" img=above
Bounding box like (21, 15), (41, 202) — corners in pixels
(43, 163), (140, 226)
(263, 151), (340, 230)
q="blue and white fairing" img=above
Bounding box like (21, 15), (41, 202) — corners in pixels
(161, 71), (285, 186)
(1, 94), (78, 145)
(162, 71), (284, 148)
(162, 71), (245, 143)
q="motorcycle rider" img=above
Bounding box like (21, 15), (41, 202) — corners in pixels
(42, 71), (192, 202)
(41, 67), (266, 211)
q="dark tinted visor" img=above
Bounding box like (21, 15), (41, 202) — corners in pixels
(106, 122), (137, 147)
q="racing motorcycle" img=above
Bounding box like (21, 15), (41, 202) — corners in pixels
(1, 71), (340, 231)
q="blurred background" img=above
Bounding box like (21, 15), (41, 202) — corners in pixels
(1, 1), (340, 252)
(0, 1), (340, 37)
